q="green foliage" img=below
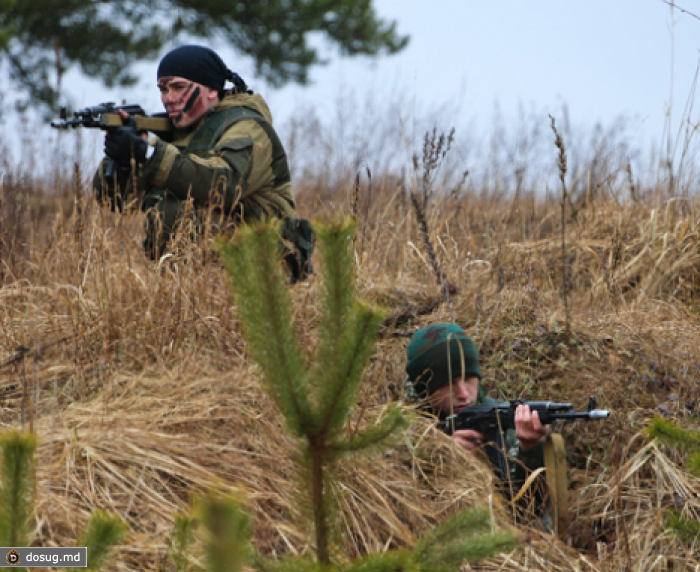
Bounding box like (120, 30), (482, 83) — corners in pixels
(413, 509), (520, 571)
(313, 222), (377, 439)
(0, 430), (125, 571)
(341, 550), (415, 572)
(646, 415), (700, 458)
(0, 0), (15, 49)
(198, 492), (252, 572)
(167, 513), (199, 572)
(219, 218), (402, 565)
(1, 0), (163, 112)
(666, 509), (700, 543)
(687, 452), (700, 477)
(218, 221), (312, 439)
(72, 510), (128, 571)
(0, 0), (408, 112)
(215, 218), (518, 570)
(253, 553), (331, 572)
(0, 430), (36, 548)
(646, 416), (700, 542)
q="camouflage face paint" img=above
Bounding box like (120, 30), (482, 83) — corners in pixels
(169, 83), (199, 124)
(176, 86), (200, 123)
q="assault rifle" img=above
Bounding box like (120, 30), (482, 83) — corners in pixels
(438, 396), (610, 481)
(51, 102), (171, 134)
(51, 102), (172, 177)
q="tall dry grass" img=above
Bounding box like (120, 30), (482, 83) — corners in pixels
(1, 101), (700, 570)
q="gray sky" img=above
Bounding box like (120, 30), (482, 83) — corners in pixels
(272, 0), (699, 149)
(4, 0), (699, 175)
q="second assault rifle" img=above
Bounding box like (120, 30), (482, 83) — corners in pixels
(51, 102), (172, 177)
(438, 397), (610, 481)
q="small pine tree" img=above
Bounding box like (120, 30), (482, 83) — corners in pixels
(166, 512), (199, 572)
(0, 430), (37, 550)
(211, 218), (520, 571)
(199, 492), (251, 572)
(72, 510), (128, 571)
(646, 415), (700, 541)
(0, 430), (126, 571)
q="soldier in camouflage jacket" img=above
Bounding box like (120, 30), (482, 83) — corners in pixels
(405, 323), (547, 506)
(93, 45), (313, 278)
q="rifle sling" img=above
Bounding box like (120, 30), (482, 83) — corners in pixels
(544, 433), (569, 539)
(481, 428), (509, 483)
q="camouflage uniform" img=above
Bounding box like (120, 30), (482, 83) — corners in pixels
(405, 324), (546, 508)
(94, 91), (313, 274)
(475, 387), (546, 489)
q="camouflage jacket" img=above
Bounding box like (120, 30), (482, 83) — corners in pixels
(429, 383), (545, 487)
(94, 92), (296, 221)
(476, 391), (545, 486)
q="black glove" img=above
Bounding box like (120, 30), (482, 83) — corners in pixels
(104, 117), (148, 165)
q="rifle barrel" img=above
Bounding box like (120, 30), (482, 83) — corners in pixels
(523, 401), (574, 411)
(548, 410), (610, 421)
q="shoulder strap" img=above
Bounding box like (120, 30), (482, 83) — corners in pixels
(544, 433), (569, 539)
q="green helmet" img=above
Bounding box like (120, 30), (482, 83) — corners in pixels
(405, 323), (482, 399)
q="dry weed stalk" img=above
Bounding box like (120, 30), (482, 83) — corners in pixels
(411, 129), (457, 323)
(626, 162), (638, 204)
(352, 172), (361, 222)
(550, 115), (572, 337)
(0, 174), (27, 284)
(353, 165), (372, 257)
(449, 169), (470, 221)
(73, 162), (84, 254)
(478, 265), (504, 352)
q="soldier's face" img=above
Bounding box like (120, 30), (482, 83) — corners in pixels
(158, 76), (219, 128)
(429, 375), (479, 415)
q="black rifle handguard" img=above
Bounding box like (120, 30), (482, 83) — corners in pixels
(438, 398), (610, 436)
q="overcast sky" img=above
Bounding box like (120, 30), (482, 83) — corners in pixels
(3, 0), (699, 175)
(271, 0), (699, 152)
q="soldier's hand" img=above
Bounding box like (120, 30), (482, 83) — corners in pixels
(452, 429), (485, 454)
(105, 110), (148, 165)
(515, 404), (548, 450)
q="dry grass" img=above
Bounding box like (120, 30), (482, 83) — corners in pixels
(2, 120), (700, 571)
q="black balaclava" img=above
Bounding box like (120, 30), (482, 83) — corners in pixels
(157, 45), (248, 94)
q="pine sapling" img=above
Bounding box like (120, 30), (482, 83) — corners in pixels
(167, 513), (199, 572)
(219, 219), (406, 566)
(198, 492), (251, 572)
(71, 510), (127, 572)
(646, 415), (700, 542)
(0, 430), (126, 571)
(0, 430), (36, 548)
(217, 219), (519, 571)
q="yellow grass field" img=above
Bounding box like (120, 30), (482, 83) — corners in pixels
(1, 121), (700, 570)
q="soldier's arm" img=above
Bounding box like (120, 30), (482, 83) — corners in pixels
(140, 119), (274, 213)
(505, 426), (545, 486)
